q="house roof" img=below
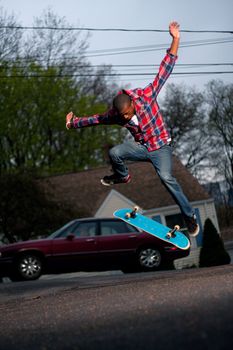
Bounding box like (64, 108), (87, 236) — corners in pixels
(40, 157), (211, 217)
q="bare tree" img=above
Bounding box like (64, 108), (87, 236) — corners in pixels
(23, 8), (88, 69)
(206, 80), (233, 192)
(161, 83), (211, 179)
(0, 6), (22, 60)
(22, 9), (119, 107)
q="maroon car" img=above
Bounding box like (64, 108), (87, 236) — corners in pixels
(0, 217), (190, 281)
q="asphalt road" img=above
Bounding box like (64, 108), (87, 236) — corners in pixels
(0, 265), (233, 350)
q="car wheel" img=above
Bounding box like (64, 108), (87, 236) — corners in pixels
(137, 247), (162, 271)
(15, 253), (43, 281)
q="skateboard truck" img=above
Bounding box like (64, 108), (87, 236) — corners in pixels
(166, 225), (180, 239)
(125, 206), (139, 219)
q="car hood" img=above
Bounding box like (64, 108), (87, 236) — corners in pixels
(0, 238), (50, 252)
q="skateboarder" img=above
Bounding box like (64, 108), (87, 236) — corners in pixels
(65, 22), (199, 237)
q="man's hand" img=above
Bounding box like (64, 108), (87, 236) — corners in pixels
(169, 21), (180, 56)
(66, 111), (74, 129)
(169, 21), (180, 39)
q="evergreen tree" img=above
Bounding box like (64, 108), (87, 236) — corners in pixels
(199, 218), (231, 267)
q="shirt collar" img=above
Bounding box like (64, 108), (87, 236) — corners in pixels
(121, 89), (142, 100)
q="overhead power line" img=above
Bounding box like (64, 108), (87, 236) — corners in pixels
(1, 71), (233, 78)
(1, 63), (232, 70)
(86, 39), (233, 57)
(85, 37), (233, 54)
(0, 25), (232, 34)
(6, 37), (233, 63)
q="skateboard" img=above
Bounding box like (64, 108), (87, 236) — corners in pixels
(114, 206), (190, 250)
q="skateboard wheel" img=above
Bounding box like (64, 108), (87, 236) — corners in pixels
(174, 225), (180, 230)
(125, 213), (131, 219)
(166, 232), (171, 239)
(134, 206), (139, 212)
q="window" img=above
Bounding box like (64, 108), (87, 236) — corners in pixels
(100, 220), (137, 236)
(52, 221), (78, 238)
(73, 221), (97, 237)
(152, 215), (162, 224)
(165, 213), (186, 231)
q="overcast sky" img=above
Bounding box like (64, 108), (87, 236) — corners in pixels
(1, 0), (233, 93)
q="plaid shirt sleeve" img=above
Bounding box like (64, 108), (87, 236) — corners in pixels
(72, 108), (117, 128)
(143, 50), (177, 98)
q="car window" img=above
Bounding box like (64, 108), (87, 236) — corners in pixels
(100, 220), (137, 236)
(72, 221), (97, 237)
(52, 221), (78, 238)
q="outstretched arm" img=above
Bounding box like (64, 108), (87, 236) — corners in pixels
(66, 109), (117, 129)
(142, 21), (180, 98)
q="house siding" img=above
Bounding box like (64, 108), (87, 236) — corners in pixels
(197, 201), (220, 232)
(95, 190), (138, 218)
(174, 248), (201, 269)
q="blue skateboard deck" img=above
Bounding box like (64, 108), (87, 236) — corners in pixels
(114, 207), (190, 250)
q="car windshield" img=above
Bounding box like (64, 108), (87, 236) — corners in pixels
(47, 220), (76, 239)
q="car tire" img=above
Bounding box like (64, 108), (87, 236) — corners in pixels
(13, 253), (43, 281)
(137, 247), (162, 271)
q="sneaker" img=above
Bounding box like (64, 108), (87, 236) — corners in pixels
(66, 111), (74, 129)
(185, 215), (200, 237)
(101, 174), (131, 186)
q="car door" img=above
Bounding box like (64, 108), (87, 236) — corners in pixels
(96, 219), (140, 265)
(50, 220), (98, 271)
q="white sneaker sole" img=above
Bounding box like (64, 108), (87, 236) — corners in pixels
(188, 224), (200, 237)
(100, 176), (131, 186)
(100, 179), (112, 186)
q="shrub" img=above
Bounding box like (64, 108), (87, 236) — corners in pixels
(199, 218), (231, 267)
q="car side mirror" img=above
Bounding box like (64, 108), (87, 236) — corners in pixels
(66, 233), (75, 241)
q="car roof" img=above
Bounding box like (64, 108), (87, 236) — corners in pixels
(74, 217), (121, 222)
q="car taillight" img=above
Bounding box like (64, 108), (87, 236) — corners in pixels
(164, 246), (178, 251)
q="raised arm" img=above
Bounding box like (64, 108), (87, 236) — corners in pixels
(142, 21), (180, 98)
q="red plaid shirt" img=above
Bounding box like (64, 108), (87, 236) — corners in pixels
(72, 49), (177, 151)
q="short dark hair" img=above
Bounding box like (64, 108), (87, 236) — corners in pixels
(113, 93), (131, 112)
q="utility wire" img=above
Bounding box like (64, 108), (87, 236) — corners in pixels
(86, 39), (233, 57)
(5, 37), (233, 63)
(1, 63), (232, 70)
(85, 37), (233, 54)
(1, 71), (233, 78)
(0, 25), (232, 34)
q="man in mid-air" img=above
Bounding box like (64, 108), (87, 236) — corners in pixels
(66, 22), (199, 237)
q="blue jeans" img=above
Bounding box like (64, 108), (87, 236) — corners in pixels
(109, 141), (194, 218)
